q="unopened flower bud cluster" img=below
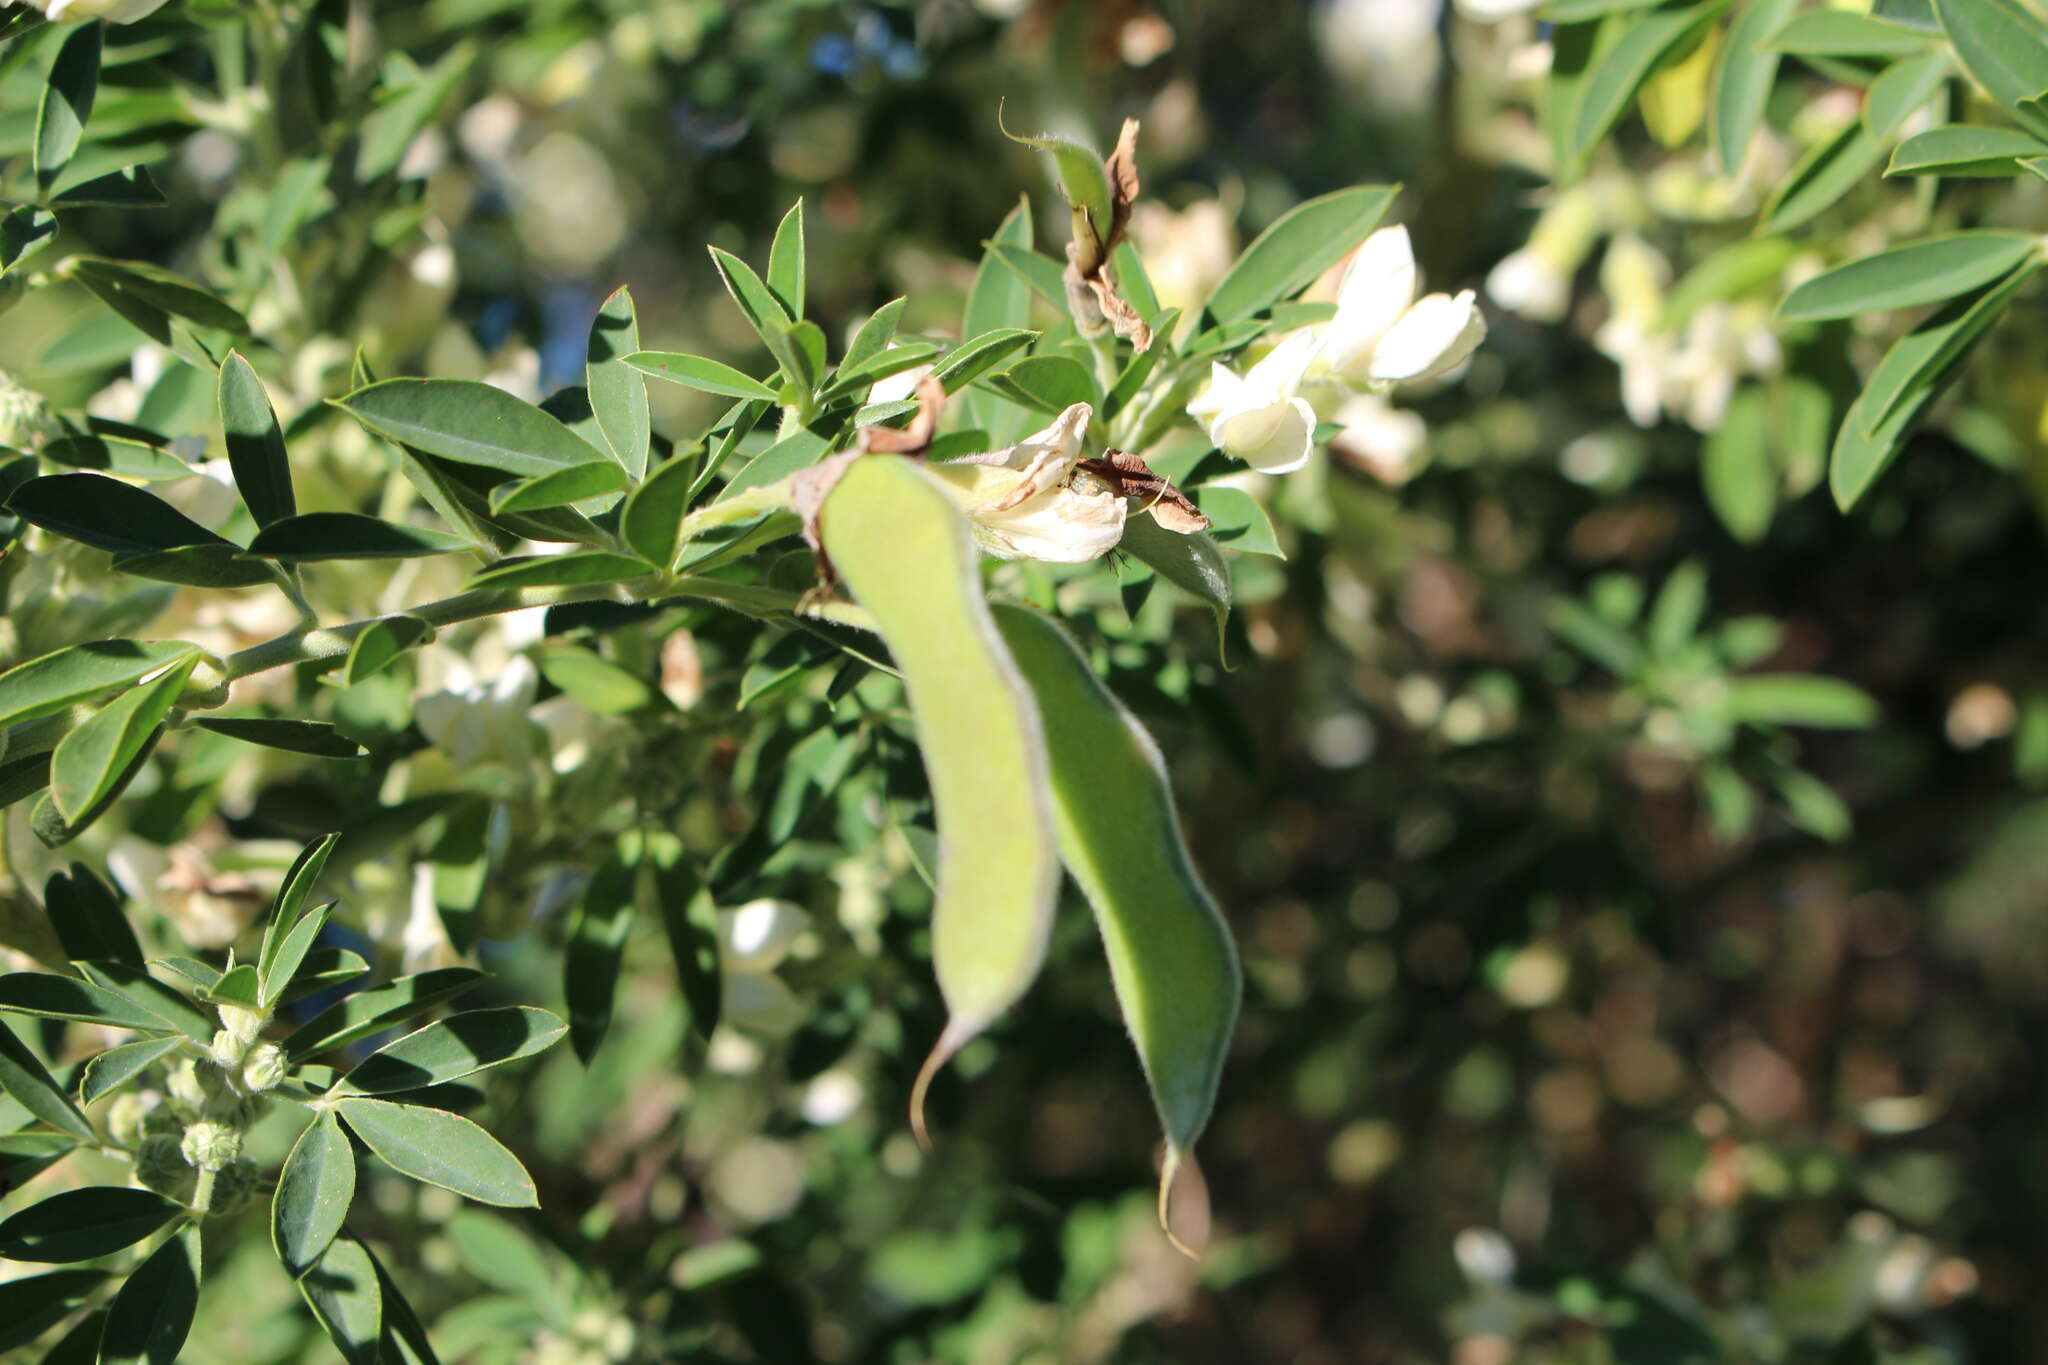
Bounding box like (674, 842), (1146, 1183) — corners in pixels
(121, 996), (283, 1215)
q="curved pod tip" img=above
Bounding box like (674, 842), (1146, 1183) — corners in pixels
(1158, 1148), (1213, 1260)
(908, 1019), (970, 1152)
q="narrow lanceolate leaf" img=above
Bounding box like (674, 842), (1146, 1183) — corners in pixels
(1117, 515), (1231, 655)
(42, 862), (143, 965)
(1888, 123), (2048, 176)
(259, 833), (338, 990)
(767, 199), (807, 318)
(707, 246), (809, 389)
(79, 1036), (186, 1106)
(1933, 0), (2048, 138)
(0, 1272), (106, 1354)
(339, 1007), (568, 1094)
(1205, 184), (1398, 322)
(587, 287), (650, 478)
(299, 1235), (383, 1365)
(75, 962), (216, 1041)
(1757, 117), (1887, 235)
(248, 512), (473, 561)
(203, 964), (261, 1010)
(1777, 232), (2040, 321)
(1710, 0), (1799, 175)
(51, 654), (197, 824)
(1724, 674), (1880, 727)
(0, 972), (179, 1031)
(336, 379), (616, 477)
(69, 257), (250, 338)
(468, 551), (656, 590)
(194, 716), (365, 759)
(260, 904), (333, 1012)
(644, 830), (720, 1042)
(364, 1242), (444, 1365)
(283, 968), (485, 1060)
(623, 352), (781, 400)
(1862, 52), (1950, 138)
(1702, 385), (1776, 543)
(817, 456), (1060, 1138)
(1571, 0), (1733, 166)
(338, 1098), (539, 1206)
(0, 640), (196, 732)
(0, 1022), (94, 1140)
(5, 474), (231, 555)
(98, 1224), (200, 1365)
(963, 198), (1037, 441)
(488, 460), (630, 514)
(620, 454), (699, 570)
(0, 1186), (180, 1262)
(1764, 9), (1934, 53)
(219, 352), (297, 527)
(930, 327), (1036, 394)
(563, 836), (641, 1062)
(344, 616), (430, 685)
(0, 205), (58, 274)
(274, 1111), (356, 1277)
(992, 605), (1240, 1234)
(34, 21), (100, 191)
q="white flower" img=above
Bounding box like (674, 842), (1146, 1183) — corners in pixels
(1329, 391), (1429, 485)
(1453, 0), (1542, 19)
(1186, 329), (1321, 474)
(1485, 187), (1603, 323)
(1592, 235), (1779, 432)
(1316, 226), (1487, 388)
(15, 0), (171, 20)
(717, 899), (811, 1035)
(414, 655), (539, 768)
(926, 402), (1129, 562)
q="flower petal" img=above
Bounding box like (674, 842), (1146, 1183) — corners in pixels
(1225, 396), (1317, 474)
(1368, 290), (1486, 384)
(1325, 226), (1420, 377)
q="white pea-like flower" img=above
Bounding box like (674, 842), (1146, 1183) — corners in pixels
(1186, 329), (1322, 474)
(926, 402), (1130, 562)
(414, 655), (539, 769)
(1316, 226), (1487, 388)
(10, 0), (173, 20)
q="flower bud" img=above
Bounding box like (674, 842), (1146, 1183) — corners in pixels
(0, 371), (59, 452)
(180, 1120), (241, 1172)
(242, 1043), (288, 1093)
(210, 1028), (248, 1069)
(134, 1135), (195, 1200)
(203, 1158), (260, 1216)
(217, 1003), (265, 1046)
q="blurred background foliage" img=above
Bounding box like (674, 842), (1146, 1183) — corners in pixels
(5, 0), (2048, 1361)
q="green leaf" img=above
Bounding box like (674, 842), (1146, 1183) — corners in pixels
(0, 205), (57, 274)
(193, 716), (365, 759)
(817, 456), (1060, 1115)
(79, 1036), (185, 1107)
(51, 164), (168, 210)
(1888, 123), (2048, 174)
(985, 354), (1097, 415)
(707, 245), (815, 391)
(0, 640), (195, 732)
(283, 967), (485, 1061)
(620, 454), (699, 571)
(623, 351), (780, 400)
(1550, 18), (1627, 179)
(113, 544), (275, 589)
(1702, 385), (1775, 542)
(341, 1007), (567, 1095)
(344, 616), (430, 685)
(587, 286), (650, 478)
(69, 257), (250, 339)
(0, 752), (52, 812)
(0, 1272), (105, 1353)
(931, 327), (1037, 394)
(202, 963), (261, 1010)
(338, 1098), (538, 1207)
(42, 862), (141, 965)
(50, 653), (195, 823)
(535, 643), (656, 715)
(989, 243), (1071, 311)
(336, 379), (615, 478)
(1117, 515), (1231, 654)
(33, 21), (99, 191)
(841, 298), (906, 379)
(299, 1234), (383, 1365)
(0, 972), (174, 1031)
(1774, 767), (1853, 840)
(1862, 51), (1950, 137)
(356, 41), (473, 182)
(248, 512), (473, 561)
(277, 948), (370, 1004)
(217, 352), (296, 527)
(767, 199), (807, 318)
(6, 473), (231, 554)
(97, 1225), (200, 1365)
(487, 460), (630, 514)
(1661, 237), (1802, 330)
(1933, 0), (2048, 138)
(1205, 185), (1398, 322)
(468, 550), (656, 590)
(0, 1022), (93, 1140)
(1852, 258), (2038, 445)
(74, 962), (216, 1042)
(644, 830), (720, 1042)
(564, 837), (639, 1062)
(258, 833), (338, 997)
(991, 605), (1240, 1175)
(40, 434), (190, 481)
(0, 1186), (180, 1262)
(964, 199), (1039, 440)
(1757, 116), (1887, 235)
(1778, 232), (2038, 320)
(1765, 9), (1934, 53)
(274, 1111), (355, 1278)
(1194, 487), (1283, 558)
(1571, 1), (1733, 168)
(1725, 675), (1879, 727)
